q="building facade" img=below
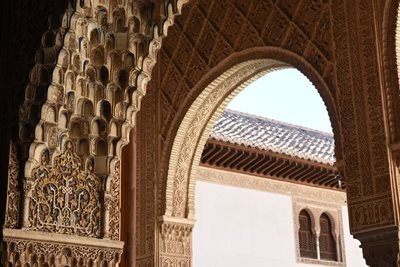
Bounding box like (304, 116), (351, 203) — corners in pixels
(194, 110), (366, 267)
(1, 0), (400, 266)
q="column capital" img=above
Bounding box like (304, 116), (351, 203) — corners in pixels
(354, 226), (400, 267)
(158, 216), (194, 267)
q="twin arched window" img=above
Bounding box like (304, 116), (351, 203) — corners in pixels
(298, 210), (338, 261)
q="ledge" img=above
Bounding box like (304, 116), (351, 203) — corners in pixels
(298, 257), (345, 266)
(3, 228), (124, 250)
(158, 215), (196, 225)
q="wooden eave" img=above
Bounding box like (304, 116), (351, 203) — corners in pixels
(200, 138), (345, 191)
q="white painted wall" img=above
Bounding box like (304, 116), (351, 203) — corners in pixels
(193, 180), (367, 267)
(341, 206), (367, 267)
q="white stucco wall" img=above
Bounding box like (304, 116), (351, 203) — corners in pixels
(193, 176), (367, 267)
(341, 206), (367, 267)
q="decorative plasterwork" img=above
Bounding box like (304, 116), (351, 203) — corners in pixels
(135, 89), (157, 263)
(20, 0), (189, 177)
(380, 0), (400, 143)
(4, 0), (191, 264)
(2, 228), (123, 266)
(197, 167), (346, 205)
(158, 216), (194, 267)
(5, 141), (20, 229)
(331, 0), (394, 234)
(165, 59), (288, 219)
(3, 0), (400, 266)
(158, 0), (396, 237)
(27, 140), (101, 237)
(292, 198), (346, 266)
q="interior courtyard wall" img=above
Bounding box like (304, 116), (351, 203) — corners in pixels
(193, 167), (367, 267)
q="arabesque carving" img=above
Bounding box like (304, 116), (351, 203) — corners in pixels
(166, 59), (287, 219)
(3, 229), (123, 266)
(5, 142), (20, 229)
(4, 0), (188, 264)
(107, 160), (121, 240)
(4, 0), (189, 253)
(2, 0), (400, 266)
(158, 218), (193, 267)
(197, 167), (346, 205)
(28, 141), (101, 237)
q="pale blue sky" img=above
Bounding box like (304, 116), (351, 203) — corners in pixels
(226, 68), (333, 134)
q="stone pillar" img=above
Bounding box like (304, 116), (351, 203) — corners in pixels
(332, 0), (400, 265)
(158, 216), (194, 267)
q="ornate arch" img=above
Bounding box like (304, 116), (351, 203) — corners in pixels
(154, 0), (341, 218)
(139, 0), (398, 265)
(164, 52), (338, 220)
(2, 0), (399, 266)
(157, 52), (337, 267)
(376, 0), (400, 145)
(141, 0), (344, 265)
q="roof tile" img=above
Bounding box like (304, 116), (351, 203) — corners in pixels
(210, 110), (335, 165)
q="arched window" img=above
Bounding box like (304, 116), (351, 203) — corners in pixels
(319, 213), (337, 261)
(298, 210), (317, 259)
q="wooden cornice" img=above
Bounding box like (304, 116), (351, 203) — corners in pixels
(200, 138), (344, 191)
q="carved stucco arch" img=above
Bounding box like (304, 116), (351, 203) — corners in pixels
(153, 0), (344, 220)
(378, 0), (400, 144)
(163, 49), (341, 220)
(379, 0), (400, 224)
(150, 2), (398, 265)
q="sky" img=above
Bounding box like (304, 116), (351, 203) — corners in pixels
(226, 68), (333, 134)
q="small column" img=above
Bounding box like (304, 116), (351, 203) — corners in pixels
(158, 216), (195, 267)
(335, 233), (342, 262)
(316, 232), (321, 260)
(354, 226), (400, 267)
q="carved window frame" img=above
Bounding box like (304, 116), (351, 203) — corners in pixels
(293, 197), (346, 266)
